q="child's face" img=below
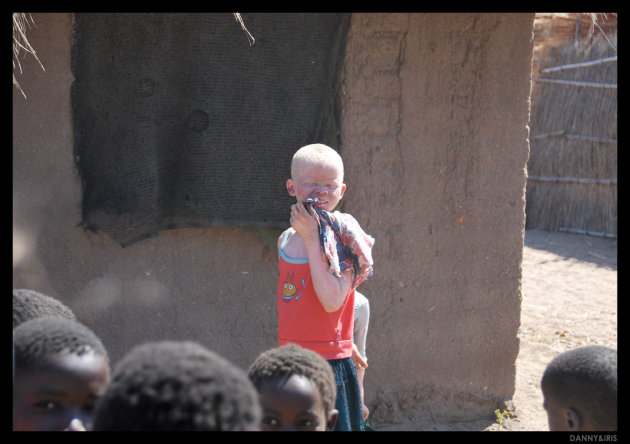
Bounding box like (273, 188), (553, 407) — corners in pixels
(542, 382), (586, 431)
(13, 351), (110, 431)
(287, 163), (346, 213)
(542, 388), (568, 431)
(258, 374), (338, 431)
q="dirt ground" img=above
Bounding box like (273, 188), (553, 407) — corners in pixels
(375, 228), (618, 431)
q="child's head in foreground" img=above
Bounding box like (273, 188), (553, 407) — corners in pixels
(287, 143), (346, 213)
(13, 316), (110, 431)
(13, 288), (77, 329)
(248, 344), (338, 431)
(541, 345), (617, 431)
(92, 340), (261, 431)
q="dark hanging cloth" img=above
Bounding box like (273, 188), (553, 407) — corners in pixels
(71, 13), (350, 247)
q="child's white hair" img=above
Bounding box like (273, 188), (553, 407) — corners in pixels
(291, 144), (344, 180)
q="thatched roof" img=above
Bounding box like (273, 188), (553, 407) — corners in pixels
(12, 13), (45, 99)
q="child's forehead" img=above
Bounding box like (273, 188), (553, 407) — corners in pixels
(260, 373), (324, 409)
(33, 350), (110, 378)
(15, 352), (109, 395)
(295, 161), (343, 180)
(263, 373), (318, 394)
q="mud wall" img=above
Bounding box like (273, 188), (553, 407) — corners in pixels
(12, 12), (279, 374)
(13, 13), (533, 424)
(338, 13), (532, 422)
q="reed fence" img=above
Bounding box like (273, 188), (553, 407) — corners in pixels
(526, 31), (617, 237)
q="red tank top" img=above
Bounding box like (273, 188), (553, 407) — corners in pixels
(277, 231), (354, 360)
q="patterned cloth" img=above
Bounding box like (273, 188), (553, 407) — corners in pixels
(312, 209), (375, 288)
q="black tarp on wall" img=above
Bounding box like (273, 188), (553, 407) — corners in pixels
(71, 13), (350, 247)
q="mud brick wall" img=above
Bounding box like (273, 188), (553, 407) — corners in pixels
(13, 13), (534, 424)
(338, 13), (533, 422)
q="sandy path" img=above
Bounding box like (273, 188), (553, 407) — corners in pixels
(501, 229), (617, 431)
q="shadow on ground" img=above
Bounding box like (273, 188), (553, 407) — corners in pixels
(524, 229), (616, 269)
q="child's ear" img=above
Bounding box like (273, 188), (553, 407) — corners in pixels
(286, 179), (296, 197)
(565, 407), (581, 431)
(326, 409), (339, 431)
(339, 183), (346, 199)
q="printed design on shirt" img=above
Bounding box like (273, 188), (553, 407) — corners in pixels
(281, 271), (306, 303)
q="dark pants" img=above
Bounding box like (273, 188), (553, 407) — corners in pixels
(329, 357), (364, 431)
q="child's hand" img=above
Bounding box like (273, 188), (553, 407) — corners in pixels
(351, 343), (368, 370)
(290, 201), (319, 244)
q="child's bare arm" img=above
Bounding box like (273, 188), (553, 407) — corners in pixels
(305, 238), (353, 312)
(290, 201), (352, 312)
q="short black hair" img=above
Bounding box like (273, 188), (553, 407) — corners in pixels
(248, 344), (337, 415)
(542, 345), (617, 430)
(13, 289), (76, 329)
(93, 341), (261, 431)
(13, 316), (109, 370)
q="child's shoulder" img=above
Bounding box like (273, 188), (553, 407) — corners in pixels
(277, 227), (295, 248)
(329, 211), (364, 229)
(330, 210), (356, 220)
(278, 227), (293, 241)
